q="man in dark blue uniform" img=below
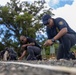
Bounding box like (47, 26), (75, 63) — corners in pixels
(18, 35), (42, 60)
(42, 14), (76, 60)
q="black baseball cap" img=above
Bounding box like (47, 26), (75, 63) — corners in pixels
(42, 14), (51, 25)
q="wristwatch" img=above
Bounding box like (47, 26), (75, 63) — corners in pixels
(51, 38), (55, 42)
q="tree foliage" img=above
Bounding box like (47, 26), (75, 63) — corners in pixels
(0, 0), (54, 53)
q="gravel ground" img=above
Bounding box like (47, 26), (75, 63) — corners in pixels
(0, 59), (76, 75)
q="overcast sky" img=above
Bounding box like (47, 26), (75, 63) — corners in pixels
(0, 0), (76, 31)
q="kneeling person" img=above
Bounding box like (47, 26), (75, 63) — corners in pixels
(18, 35), (42, 60)
(0, 47), (17, 60)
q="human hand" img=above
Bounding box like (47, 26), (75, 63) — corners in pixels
(22, 44), (27, 48)
(43, 39), (53, 46)
(18, 57), (23, 60)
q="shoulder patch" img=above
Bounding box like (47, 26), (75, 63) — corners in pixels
(59, 21), (63, 25)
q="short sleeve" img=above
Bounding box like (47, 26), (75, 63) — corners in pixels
(56, 18), (67, 30)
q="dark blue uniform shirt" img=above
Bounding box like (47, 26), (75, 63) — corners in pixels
(46, 17), (76, 39)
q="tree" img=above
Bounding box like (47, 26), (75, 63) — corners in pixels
(0, 0), (54, 54)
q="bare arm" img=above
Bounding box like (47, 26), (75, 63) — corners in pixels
(43, 28), (68, 46)
(25, 43), (35, 46)
(18, 50), (26, 60)
(53, 28), (68, 40)
(22, 43), (35, 48)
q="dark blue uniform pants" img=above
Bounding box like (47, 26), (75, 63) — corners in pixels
(26, 46), (41, 60)
(57, 34), (76, 60)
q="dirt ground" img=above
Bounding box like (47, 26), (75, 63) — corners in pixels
(0, 60), (76, 75)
